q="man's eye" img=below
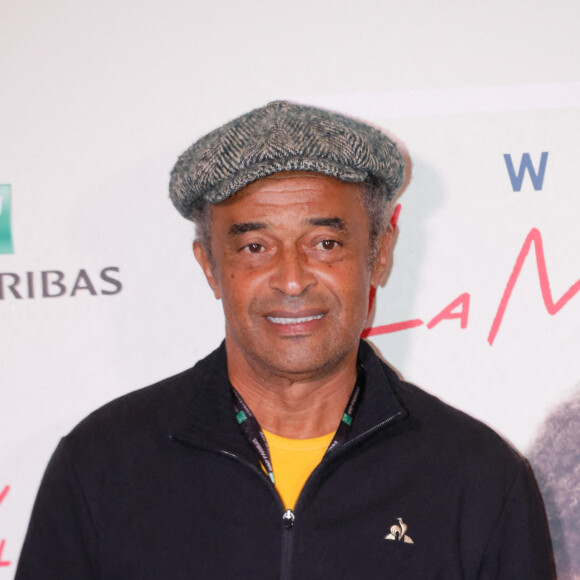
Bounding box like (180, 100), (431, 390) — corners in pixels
(318, 240), (340, 250)
(243, 243), (264, 254)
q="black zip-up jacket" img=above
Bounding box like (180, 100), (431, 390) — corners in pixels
(16, 341), (554, 579)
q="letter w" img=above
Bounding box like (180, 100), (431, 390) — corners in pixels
(503, 152), (548, 191)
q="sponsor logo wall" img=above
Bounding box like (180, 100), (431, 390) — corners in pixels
(1, 2), (579, 577)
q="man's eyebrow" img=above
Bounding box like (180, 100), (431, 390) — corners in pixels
(228, 222), (268, 236)
(306, 217), (346, 230)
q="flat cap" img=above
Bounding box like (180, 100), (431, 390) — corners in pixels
(169, 100), (405, 219)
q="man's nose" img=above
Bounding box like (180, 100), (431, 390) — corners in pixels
(268, 246), (316, 296)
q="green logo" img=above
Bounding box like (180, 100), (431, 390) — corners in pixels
(236, 410), (248, 424)
(0, 185), (14, 254)
(342, 413), (353, 426)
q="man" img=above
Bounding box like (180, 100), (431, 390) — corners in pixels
(17, 101), (554, 578)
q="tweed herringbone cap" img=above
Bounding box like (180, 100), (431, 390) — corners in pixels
(169, 101), (405, 219)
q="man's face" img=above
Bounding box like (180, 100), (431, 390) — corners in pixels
(194, 172), (390, 382)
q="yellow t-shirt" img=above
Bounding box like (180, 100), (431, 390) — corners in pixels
(263, 429), (334, 509)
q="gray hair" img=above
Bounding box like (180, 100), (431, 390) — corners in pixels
(191, 177), (393, 267)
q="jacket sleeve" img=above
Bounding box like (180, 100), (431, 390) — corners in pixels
(478, 459), (555, 579)
(15, 438), (100, 580)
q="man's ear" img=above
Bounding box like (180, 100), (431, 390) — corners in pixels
(370, 225), (395, 288)
(193, 241), (221, 300)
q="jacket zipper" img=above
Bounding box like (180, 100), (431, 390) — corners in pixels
(219, 450), (294, 580)
(277, 409), (405, 579)
(280, 509), (295, 580)
(173, 408), (404, 580)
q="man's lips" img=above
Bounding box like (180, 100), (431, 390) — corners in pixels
(264, 309), (326, 325)
(267, 313), (325, 325)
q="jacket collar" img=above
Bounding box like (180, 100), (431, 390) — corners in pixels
(349, 340), (408, 441)
(172, 340), (407, 460)
(172, 342), (258, 465)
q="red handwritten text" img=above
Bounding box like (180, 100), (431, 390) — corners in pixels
(363, 228), (580, 345)
(487, 228), (580, 345)
(0, 485), (10, 567)
(0, 486), (8, 506)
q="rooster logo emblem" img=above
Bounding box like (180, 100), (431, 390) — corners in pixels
(385, 517), (414, 544)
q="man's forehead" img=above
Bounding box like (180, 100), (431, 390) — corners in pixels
(225, 171), (351, 193)
(227, 217), (347, 238)
(211, 172), (365, 213)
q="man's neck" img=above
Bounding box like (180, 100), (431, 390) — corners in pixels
(226, 341), (359, 439)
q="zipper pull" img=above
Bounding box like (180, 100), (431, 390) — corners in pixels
(282, 509), (295, 529)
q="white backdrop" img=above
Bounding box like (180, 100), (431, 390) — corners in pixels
(1, 1), (579, 576)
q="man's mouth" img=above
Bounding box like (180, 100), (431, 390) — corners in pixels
(266, 313), (324, 325)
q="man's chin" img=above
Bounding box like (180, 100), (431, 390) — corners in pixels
(249, 344), (356, 382)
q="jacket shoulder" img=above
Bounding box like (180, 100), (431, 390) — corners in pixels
(65, 345), (222, 446)
(381, 360), (525, 477)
